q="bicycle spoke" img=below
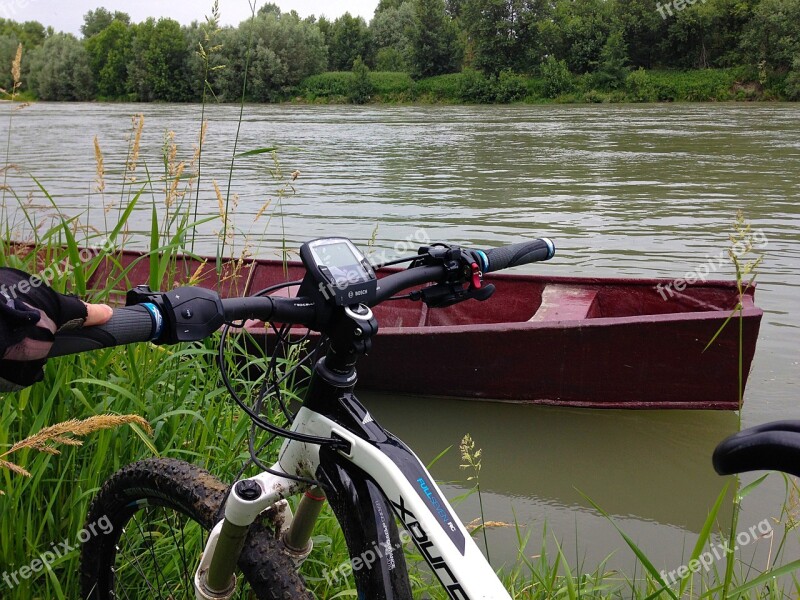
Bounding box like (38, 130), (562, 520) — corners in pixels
(108, 506), (251, 599)
(118, 517), (162, 598)
(166, 504), (191, 592)
(113, 571), (134, 600)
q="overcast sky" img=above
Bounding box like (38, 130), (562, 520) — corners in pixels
(1, 0), (380, 36)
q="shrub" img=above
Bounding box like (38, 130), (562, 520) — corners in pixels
(369, 71), (413, 96)
(524, 77), (546, 101)
(349, 57), (373, 104)
(786, 55), (800, 100)
(626, 68), (657, 102)
(496, 70), (528, 103)
(458, 68), (495, 103)
(582, 89), (608, 103)
(298, 72), (351, 99)
(541, 56), (573, 99)
(644, 69), (738, 101)
(412, 72), (462, 101)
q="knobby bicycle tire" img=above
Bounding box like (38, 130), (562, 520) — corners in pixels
(80, 457), (313, 600)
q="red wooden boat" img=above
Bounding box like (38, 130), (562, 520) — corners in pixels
(86, 250), (762, 410)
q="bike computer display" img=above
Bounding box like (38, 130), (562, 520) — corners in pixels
(299, 238), (377, 306)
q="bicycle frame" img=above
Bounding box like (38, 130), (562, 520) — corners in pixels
(194, 379), (511, 600)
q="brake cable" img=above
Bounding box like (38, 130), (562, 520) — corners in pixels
(217, 281), (345, 480)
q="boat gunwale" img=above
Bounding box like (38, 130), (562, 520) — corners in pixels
(369, 305), (764, 335)
(92, 249), (758, 294)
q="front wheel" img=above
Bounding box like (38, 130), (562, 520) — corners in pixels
(80, 458), (313, 600)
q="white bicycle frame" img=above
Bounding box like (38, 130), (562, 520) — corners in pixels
(194, 404), (511, 600)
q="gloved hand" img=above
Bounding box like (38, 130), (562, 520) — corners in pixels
(0, 267), (112, 391)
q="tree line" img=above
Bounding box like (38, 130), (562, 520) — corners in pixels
(1, 0), (798, 102)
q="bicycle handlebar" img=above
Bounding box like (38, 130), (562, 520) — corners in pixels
(221, 296), (316, 324)
(372, 264), (445, 304)
(47, 238), (555, 358)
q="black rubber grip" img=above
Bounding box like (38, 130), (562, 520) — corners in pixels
(713, 421), (800, 478)
(482, 238), (555, 273)
(48, 305), (157, 358)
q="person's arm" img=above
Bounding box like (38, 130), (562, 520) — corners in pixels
(0, 267), (112, 391)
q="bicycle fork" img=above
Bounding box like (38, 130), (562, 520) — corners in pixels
(194, 411), (328, 600)
(193, 468), (323, 599)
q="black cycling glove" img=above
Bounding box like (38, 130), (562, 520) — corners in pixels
(0, 267), (87, 391)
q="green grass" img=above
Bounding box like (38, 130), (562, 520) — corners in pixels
(298, 71), (353, 102)
(0, 226), (255, 598)
(411, 73), (464, 103)
(370, 71), (415, 96)
(643, 68), (746, 102)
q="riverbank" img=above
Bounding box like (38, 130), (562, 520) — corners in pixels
(296, 67), (790, 105)
(7, 68), (793, 106)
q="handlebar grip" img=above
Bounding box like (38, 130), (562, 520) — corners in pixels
(479, 238), (555, 273)
(713, 421), (800, 478)
(48, 304), (160, 358)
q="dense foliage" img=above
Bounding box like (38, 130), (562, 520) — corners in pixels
(2, 0), (799, 102)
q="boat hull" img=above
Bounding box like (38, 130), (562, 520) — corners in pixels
(80, 250), (761, 410)
(357, 309), (760, 409)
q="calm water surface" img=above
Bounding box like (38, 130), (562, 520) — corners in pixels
(2, 102), (799, 574)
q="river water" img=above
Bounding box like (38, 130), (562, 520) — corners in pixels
(2, 102), (799, 580)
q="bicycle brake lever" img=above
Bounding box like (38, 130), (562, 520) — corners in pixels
(419, 282), (495, 308)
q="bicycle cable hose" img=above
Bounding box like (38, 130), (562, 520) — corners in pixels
(218, 279), (330, 486)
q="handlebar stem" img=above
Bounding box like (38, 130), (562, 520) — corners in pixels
(320, 304), (379, 381)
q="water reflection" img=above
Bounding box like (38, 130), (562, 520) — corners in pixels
(363, 392), (738, 530)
